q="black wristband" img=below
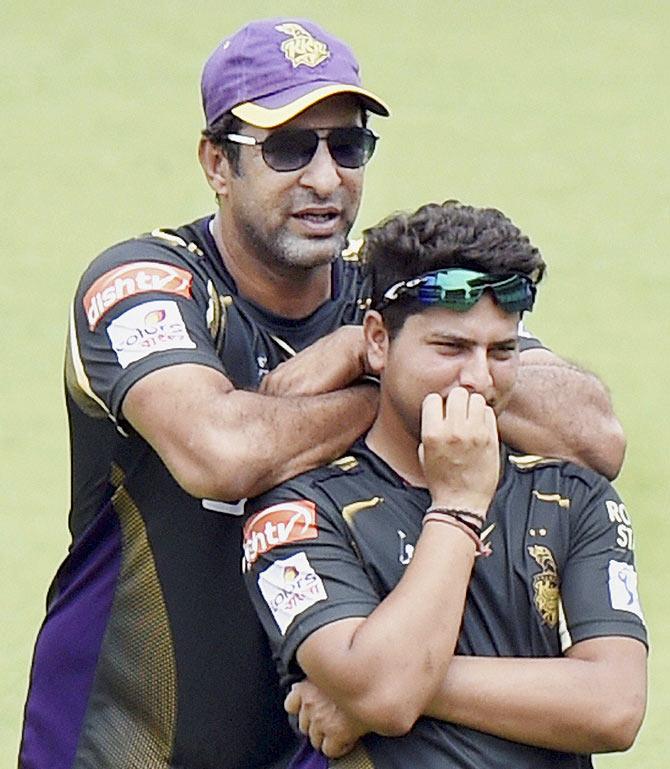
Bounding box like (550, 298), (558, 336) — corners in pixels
(425, 507), (485, 535)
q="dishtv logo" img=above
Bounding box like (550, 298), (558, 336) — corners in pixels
(83, 261), (193, 329)
(243, 500), (318, 569)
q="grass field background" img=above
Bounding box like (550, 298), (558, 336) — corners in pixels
(3, 1), (668, 765)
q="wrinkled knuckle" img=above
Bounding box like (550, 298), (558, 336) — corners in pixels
(442, 427), (461, 444)
(421, 428), (441, 448)
(471, 432), (488, 447)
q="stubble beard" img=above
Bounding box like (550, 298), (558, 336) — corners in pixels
(242, 217), (351, 273)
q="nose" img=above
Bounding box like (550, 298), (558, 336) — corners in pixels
(298, 138), (342, 197)
(458, 349), (493, 396)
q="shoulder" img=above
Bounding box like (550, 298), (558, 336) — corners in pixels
(505, 449), (613, 510)
(506, 452), (610, 489)
(75, 219), (217, 325)
(84, 220), (210, 279)
(507, 451), (605, 485)
(249, 453), (368, 512)
(242, 455), (371, 569)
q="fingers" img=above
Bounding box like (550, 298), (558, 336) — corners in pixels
(322, 736), (356, 759)
(421, 391), (445, 429)
(420, 387), (500, 513)
(445, 387), (488, 430)
(260, 327), (367, 397)
(298, 702), (312, 736)
(423, 387), (492, 443)
(260, 362), (299, 397)
(283, 679), (362, 758)
(444, 386), (469, 435)
(463, 390), (487, 423)
(284, 684), (301, 715)
(483, 399), (499, 442)
(308, 723), (325, 752)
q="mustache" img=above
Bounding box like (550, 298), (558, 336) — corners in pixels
(290, 192), (348, 208)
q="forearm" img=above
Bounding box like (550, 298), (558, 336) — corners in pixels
(298, 524), (476, 735)
(124, 364), (379, 501)
(498, 351), (626, 479)
(188, 383), (378, 499)
(426, 640), (646, 753)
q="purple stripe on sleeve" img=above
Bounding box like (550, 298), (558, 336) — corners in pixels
(286, 738), (330, 769)
(19, 503), (121, 769)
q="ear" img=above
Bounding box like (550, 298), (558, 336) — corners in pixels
(198, 137), (231, 197)
(363, 311), (389, 375)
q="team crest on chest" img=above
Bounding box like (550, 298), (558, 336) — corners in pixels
(275, 23), (330, 67)
(528, 545), (560, 627)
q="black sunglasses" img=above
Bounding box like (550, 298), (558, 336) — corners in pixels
(224, 126), (378, 172)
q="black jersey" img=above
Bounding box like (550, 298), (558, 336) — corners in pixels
(243, 441), (647, 769)
(19, 216), (366, 769)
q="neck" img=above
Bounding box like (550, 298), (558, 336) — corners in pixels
(365, 402), (426, 487)
(210, 211), (332, 319)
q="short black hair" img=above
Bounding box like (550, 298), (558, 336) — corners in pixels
(361, 201), (546, 337)
(201, 113), (245, 175)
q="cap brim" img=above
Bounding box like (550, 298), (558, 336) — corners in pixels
(232, 84), (390, 128)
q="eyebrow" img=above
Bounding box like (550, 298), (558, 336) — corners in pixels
(426, 333), (519, 350)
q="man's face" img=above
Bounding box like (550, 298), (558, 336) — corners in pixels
(367, 294), (521, 441)
(220, 94), (366, 271)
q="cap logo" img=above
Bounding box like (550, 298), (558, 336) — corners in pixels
(275, 22), (330, 68)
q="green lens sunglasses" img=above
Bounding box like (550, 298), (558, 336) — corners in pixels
(376, 268), (537, 313)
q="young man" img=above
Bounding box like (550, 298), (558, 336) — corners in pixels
(20, 17), (625, 769)
(243, 202), (647, 768)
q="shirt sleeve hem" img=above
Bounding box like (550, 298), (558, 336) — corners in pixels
(280, 600), (378, 674)
(109, 352), (227, 420)
(565, 621), (648, 651)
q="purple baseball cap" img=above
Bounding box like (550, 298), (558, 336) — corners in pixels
(201, 18), (390, 128)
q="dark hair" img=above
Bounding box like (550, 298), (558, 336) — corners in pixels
(361, 201), (546, 337)
(201, 113), (244, 175)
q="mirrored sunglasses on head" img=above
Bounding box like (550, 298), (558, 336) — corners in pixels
(224, 126), (378, 172)
(376, 268), (537, 313)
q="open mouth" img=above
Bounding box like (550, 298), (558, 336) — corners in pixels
(293, 211), (340, 224)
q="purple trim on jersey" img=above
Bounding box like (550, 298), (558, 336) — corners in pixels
(286, 738), (329, 769)
(19, 502), (122, 769)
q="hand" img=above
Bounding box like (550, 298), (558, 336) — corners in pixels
(419, 387), (499, 515)
(260, 326), (367, 397)
(285, 680), (366, 758)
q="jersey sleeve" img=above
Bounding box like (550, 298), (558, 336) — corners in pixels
(559, 475), (648, 650)
(67, 237), (226, 422)
(242, 486), (381, 684)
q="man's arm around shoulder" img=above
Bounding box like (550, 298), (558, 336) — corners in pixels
(123, 363), (377, 500)
(499, 348), (626, 480)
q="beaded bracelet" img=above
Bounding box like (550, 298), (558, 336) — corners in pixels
(423, 511), (492, 557)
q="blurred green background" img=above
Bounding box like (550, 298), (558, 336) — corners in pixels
(3, 1), (668, 765)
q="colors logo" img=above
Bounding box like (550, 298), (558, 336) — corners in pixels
(144, 308), (167, 326)
(106, 300), (196, 369)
